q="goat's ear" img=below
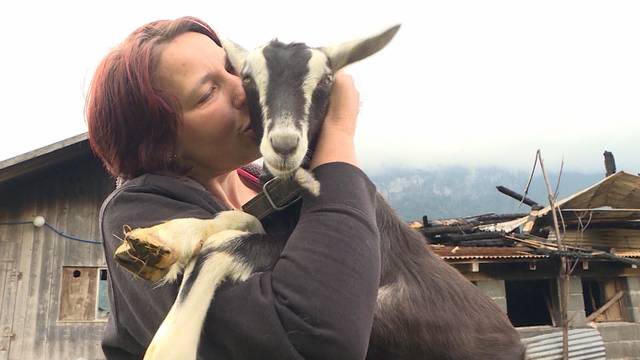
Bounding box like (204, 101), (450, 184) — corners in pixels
(221, 38), (248, 73)
(320, 24), (400, 72)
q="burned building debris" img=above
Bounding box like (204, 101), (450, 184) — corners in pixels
(411, 170), (640, 357)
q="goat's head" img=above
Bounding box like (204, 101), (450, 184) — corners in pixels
(222, 25), (400, 178)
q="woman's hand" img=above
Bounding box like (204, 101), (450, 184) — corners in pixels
(309, 71), (360, 170)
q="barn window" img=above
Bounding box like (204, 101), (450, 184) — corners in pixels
(97, 268), (110, 319)
(505, 279), (555, 327)
(59, 266), (109, 321)
(582, 278), (628, 322)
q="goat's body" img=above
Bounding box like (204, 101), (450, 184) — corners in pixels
(369, 194), (524, 359)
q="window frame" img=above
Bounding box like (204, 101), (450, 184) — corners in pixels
(57, 266), (109, 323)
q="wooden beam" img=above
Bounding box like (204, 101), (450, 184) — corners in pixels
(522, 209), (540, 234)
(471, 262), (480, 273)
(585, 290), (624, 322)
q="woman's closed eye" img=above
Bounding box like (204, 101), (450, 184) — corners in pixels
(197, 86), (216, 104)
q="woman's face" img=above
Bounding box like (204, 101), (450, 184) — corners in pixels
(155, 32), (260, 179)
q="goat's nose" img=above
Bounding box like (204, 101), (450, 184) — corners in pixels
(269, 134), (299, 155)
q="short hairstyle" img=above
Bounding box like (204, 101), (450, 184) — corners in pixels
(85, 16), (221, 179)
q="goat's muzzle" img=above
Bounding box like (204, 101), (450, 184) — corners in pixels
(269, 133), (299, 156)
(261, 127), (308, 177)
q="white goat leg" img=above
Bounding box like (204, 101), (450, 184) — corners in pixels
(294, 168), (321, 196)
(120, 210), (264, 284)
(144, 229), (254, 360)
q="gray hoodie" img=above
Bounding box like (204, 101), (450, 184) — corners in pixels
(99, 162), (380, 359)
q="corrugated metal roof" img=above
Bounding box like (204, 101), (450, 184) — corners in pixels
(522, 328), (606, 359)
(431, 245), (640, 261)
(431, 245), (547, 260)
(537, 171), (640, 219)
(613, 250), (640, 258)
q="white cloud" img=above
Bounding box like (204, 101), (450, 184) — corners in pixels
(1, 0), (638, 173)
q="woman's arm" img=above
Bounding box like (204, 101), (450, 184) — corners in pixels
(203, 163), (379, 360)
(272, 162), (380, 359)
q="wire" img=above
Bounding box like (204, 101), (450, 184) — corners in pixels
(43, 223), (101, 244)
(0, 220), (101, 245)
(0, 221), (33, 225)
(520, 152), (539, 208)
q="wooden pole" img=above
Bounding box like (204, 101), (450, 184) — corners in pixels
(537, 150), (569, 360)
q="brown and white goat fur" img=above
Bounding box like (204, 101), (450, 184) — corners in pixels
(120, 25), (526, 360)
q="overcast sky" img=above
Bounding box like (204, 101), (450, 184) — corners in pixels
(1, 0), (638, 174)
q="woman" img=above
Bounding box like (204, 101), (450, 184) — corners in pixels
(86, 16), (381, 359)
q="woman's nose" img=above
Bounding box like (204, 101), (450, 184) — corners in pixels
(231, 77), (246, 109)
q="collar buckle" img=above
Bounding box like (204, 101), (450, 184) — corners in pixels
(262, 177), (301, 211)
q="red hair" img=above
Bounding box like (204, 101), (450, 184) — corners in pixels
(85, 16), (221, 179)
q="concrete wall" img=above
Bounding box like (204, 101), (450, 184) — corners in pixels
(597, 322), (640, 359)
(624, 276), (640, 322)
(567, 276), (587, 327)
(475, 279), (507, 313)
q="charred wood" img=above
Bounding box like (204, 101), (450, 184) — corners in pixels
(604, 151), (616, 177)
(421, 224), (476, 236)
(440, 238), (514, 247)
(474, 213), (530, 223)
(496, 185), (540, 207)
(432, 231), (505, 243)
(426, 213), (528, 229)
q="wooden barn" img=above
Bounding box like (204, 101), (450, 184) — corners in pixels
(0, 134), (113, 360)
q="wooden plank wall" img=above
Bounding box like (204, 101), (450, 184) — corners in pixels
(563, 228), (640, 250)
(0, 154), (114, 360)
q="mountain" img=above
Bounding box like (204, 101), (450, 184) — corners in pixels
(367, 166), (604, 221)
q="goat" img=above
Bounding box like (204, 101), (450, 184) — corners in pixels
(116, 25), (526, 360)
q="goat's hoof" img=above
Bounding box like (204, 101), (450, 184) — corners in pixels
(114, 232), (179, 282)
(294, 168), (321, 196)
(214, 210), (265, 234)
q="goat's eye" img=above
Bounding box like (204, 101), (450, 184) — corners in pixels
(320, 74), (334, 87)
(242, 76), (254, 85)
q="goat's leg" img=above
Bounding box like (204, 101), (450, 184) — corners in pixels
(294, 168), (320, 196)
(115, 210), (264, 282)
(143, 229), (255, 360)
